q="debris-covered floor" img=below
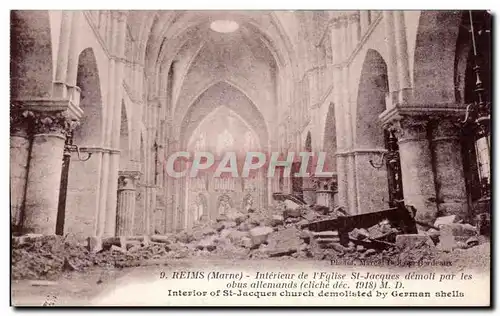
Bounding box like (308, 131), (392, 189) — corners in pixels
(12, 202), (490, 282)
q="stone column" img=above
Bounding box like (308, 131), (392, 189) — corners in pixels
(430, 119), (469, 220)
(316, 190), (333, 208)
(330, 18), (348, 210)
(10, 110), (32, 229)
(116, 170), (141, 236)
(302, 177), (316, 205)
(392, 118), (438, 224)
(52, 11), (73, 98)
(348, 12), (360, 50)
(23, 110), (79, 234)
(335, 155), (349, 208)
(393, 11), (412, 105)
(354, 149), (390, 213)
(382, 11), (399, 107)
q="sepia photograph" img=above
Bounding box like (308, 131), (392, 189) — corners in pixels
(9, 8), (492, 307)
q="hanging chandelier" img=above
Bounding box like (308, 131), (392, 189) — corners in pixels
(460, 10), (491, 201)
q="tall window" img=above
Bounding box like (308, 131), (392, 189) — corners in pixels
(216, 129), (234, 156)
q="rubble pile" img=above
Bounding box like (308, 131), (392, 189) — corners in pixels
(11, 202), (490, 280)
(177, 204), (325, 260)
(12, 235), (93, 280)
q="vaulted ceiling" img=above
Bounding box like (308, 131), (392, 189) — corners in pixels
(123, 11), (332, 146)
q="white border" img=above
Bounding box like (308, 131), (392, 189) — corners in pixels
(2, 1), (498, 315)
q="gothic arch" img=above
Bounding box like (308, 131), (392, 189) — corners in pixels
(413, 11), (463, 105)
(10, 10), (53, 99)
(134, 133), (147, 235)
(63, 46), (105, 236)
(119, 100), (130, 170)
(322, 102), (337, 172)
(73, 48), (103, 146)
(178, 81), (269, 150)
(305, 131), (312, 152)
(356, 49), (389, 149)
(354, 48), (391, 214)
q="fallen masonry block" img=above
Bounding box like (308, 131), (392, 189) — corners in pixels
(363, 249), (377, 257)
(316, 237), (341, 245)
(270, 215), (284, 227)
(466, 236), (479, 247)
(296, 219), (309, 227)
(233, 213), (249, 225)
(434, 215), (456, 228)
(142, 235), (151, 246)
(222, 221), (237, 229)
(197, 237), (217, 252)
(127, 235), (146, 241)
(128, 245), (142, 253)
(437, 225), (456, 252)
(284, 199), (301, 210)
(216, 214), (229, 222)
(238, 222), (253, 232)
(62, 257), (79, 272)
(312, 230), (339, 238)
(350, 228), (370, 240)
(299, 231), (311, 244)
(426, 228), (440, 244)
(268, 248), (297, 258)
(454, 241), (469, 250)
(395, 234), (435, 251)
(439, 223), (478, 242)
(102, 237), (123, 250)
(110, 245), (127, 253)
(240, 237), (254, 249)
(87, 236), (103, 253)
(214, 222), (225, 232)
(249, 226), (274, 246)
(126, 240), (141, 250)
(312, 205), (330, 215)
(119, 236), (128, 250)
(283, 208), (302, 218)
(322, 243), (346, 253)
(15, 234), (45, 246)
(220, 229), (232, 239)
(301, 210), (318, 222)
(228, 230), (250, 243)
(150, 235), (173, 244)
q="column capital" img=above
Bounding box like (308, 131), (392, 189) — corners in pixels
(111, 10), (128, 22)
(331, 15), (348, 29)
(379, 103), (466, 126)
(30, 110), (80, 137)
(312, 174), (338, 191)
(118, 170), (142, 190)
(347, 11), (360, 23)
(379, 104), (465, 141)
(384, 116), (429, 143)
(10, 108), (32, 137)
(428, 117), (463, 141)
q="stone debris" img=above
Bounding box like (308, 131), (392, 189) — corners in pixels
(434, 215), (457, 228)
(395, 234), (435, 250)
(12, 202), (489, 280)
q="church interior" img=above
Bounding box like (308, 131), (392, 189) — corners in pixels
(10, 10), (491, 239)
